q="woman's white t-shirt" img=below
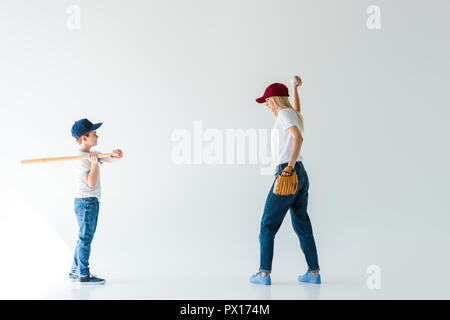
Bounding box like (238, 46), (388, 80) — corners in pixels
(271, 108), (304, 166)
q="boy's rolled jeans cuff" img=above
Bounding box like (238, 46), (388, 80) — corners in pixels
(308, 268), (320, 273)
(259, 268), (271, 274)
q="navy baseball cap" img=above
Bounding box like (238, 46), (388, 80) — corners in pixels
(71, 118), (102, 139)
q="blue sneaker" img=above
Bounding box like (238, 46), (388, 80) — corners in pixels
(77, 274), (105, 285)
(250, 272), (271, 285)
(297, 271), (321, 284)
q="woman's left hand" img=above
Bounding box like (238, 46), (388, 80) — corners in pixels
(281, 165), (295, 175)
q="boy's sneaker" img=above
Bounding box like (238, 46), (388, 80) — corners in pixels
(249, 272), (271, 285)
(76, 274), (105, 285)
(68, 272), (79, 281)
(297, 271), (321, 284)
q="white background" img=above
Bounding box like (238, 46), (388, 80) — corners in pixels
(0, 0), (449, 299)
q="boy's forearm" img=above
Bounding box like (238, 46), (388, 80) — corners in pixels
(87, 164), (98, 187)
(103, 157), (119, 163)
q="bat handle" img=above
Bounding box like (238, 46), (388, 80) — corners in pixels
(98, 153), (114, 159)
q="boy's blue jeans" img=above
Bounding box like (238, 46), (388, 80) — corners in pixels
(71, 197), (99, 276)
(259, 161), (320, 274)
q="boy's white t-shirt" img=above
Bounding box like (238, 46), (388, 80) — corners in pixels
(271, 108), (304, 166)
(72, 149), (103, 202)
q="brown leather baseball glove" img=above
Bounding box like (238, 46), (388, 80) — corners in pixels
(273, 166), (298, 195)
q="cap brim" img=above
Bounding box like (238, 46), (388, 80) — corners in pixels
(90, 122), (102, 131)
(256, 96), (267, 103)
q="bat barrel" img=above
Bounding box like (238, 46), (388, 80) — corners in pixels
(20, 153), (113, 164)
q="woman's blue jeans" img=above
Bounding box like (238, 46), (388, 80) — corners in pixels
(259, 161), (320, 274)
(71, 197), (99, 276)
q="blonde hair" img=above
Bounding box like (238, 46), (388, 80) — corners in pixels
(270, 96), (304, 132)
(76, 131), (91, 145)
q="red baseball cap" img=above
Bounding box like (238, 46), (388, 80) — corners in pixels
(256, 83), (289, 103)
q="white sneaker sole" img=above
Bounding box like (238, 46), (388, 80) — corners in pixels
(79, 281), (105, 285)
(71, 278), (106, 285)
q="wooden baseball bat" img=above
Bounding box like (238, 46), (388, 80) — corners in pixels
(20, 153), (113, 165)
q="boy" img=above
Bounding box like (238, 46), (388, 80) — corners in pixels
(70, 118), (123, 284)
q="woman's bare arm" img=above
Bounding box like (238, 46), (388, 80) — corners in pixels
(292, 75), (302, 113)
(286, 125), (303, 170)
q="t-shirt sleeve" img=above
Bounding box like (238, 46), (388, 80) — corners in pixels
(278, 109), (300, 131)
(72, 159), (91, 177)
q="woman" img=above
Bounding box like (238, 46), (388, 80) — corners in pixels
(250, 76), (321, 285)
